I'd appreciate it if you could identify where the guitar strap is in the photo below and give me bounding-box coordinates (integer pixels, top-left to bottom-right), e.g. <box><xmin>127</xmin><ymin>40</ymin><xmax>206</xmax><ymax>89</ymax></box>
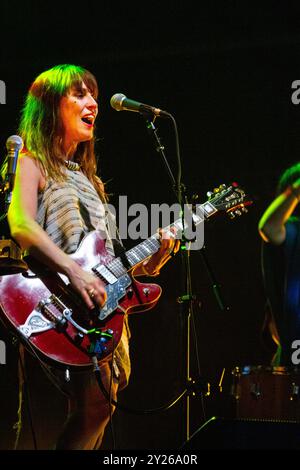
<box><xmin>104</xmin><ymin>206</ymin><xmax>131</xmax><ymax>270</ymax></box>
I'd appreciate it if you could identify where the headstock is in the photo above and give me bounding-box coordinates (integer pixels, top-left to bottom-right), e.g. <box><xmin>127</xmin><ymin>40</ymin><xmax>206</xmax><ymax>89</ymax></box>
<box><xmin>206</xmin><ymin>182</ymin><xmax>252</xmax><ymax>218</ymax></box>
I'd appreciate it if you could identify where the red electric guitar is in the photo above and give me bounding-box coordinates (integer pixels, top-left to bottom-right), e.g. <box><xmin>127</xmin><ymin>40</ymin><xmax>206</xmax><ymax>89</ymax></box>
<box><xmin>0</xmin><ymin>183</ymin><xmax>251</xmax><ymax>369</ymax></box>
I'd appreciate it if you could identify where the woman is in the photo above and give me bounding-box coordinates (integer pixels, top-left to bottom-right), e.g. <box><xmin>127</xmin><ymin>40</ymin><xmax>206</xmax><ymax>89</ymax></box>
<box><xmin>259</xmin><ymin>162</ymin><xmax>300</xmax><ymax>366</ymax></box>
<box><xmin>7</xmin><ymin>64</ymin><xmax>177</xmax><ymax>449</ymax></box>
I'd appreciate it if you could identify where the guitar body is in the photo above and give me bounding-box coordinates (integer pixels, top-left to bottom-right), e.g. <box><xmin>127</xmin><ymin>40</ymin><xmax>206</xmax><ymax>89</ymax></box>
<box><xmin>0</xmin><ymin>232</ymin><xmax>161</xmax><ymax>369</ymax></box>
<box><xmin>0</xmin><ymin>183</ymin><xmax>251</xmax><ymax>370</ymax></box>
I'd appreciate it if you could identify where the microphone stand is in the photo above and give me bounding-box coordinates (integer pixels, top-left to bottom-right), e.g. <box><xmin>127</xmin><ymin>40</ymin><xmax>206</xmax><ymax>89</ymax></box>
<box><xmin>142</xmin><ymin>113</ymin><xmax>210</xmax><ymax>444</ymax></box>
<box><xmin>0</xmin><ymin>176</ymin><xmax>28</xmax><ymax>275</ymax></box>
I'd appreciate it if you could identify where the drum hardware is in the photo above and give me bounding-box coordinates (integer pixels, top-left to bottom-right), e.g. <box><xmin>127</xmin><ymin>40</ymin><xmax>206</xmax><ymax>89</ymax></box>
<box><xmin>231</xmin><ymin>365</ymin><xmax>300</xmax><ymax>421</ymax></box>
<box><xmin>290</xmin><ymin>383</ymin><xmax>300</xmax><ymax>401</ymax></box>
<box><xmin>250</xmin><ymin>383</ymin><xmax>261</xmax><ymax>399</ymax></box>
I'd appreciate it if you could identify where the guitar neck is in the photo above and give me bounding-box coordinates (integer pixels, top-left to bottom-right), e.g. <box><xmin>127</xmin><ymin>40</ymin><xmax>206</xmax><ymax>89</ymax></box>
<box><xmin>105</xmin><ymin>200</ymin><xmax>218</xmax><ymax>278</ymax></box>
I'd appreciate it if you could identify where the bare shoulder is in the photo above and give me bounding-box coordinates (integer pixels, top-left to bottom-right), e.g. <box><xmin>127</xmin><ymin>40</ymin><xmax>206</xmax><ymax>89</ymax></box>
<box><xmin>18</xmin><ymin>153</ymin><xmax>46</xmax><ymax>190</ymax></box>
<box><xmin>19</xmin><ymin>153</ymin><xmax>41</xmax><ymax>170</ymax></box>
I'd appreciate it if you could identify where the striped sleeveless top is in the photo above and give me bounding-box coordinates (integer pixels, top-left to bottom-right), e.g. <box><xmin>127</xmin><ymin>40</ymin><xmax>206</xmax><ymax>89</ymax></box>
<box><xmin>36</xmin><ymin>166</ymin><xmax>115</xmax><ymax>255</ymax></box>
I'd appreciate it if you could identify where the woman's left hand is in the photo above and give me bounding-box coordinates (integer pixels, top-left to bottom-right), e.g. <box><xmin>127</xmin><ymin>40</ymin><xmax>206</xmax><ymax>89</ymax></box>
<box><xmin>141</xmin><ymin>227</ymin><xmax>180</xmax><ymax>276</ymax></box>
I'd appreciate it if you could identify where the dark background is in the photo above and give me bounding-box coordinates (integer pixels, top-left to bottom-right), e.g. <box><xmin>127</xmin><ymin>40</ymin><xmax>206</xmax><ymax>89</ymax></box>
<box><xmin>0</xmin><ymin>1</ymin><xmax>300</xmax><ymax>450</ymax></box>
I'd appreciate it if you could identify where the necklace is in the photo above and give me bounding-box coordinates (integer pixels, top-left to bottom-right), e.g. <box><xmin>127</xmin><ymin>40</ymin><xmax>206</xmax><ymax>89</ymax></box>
<box><xmin>64</xmin><ymin>160</ymin><xmax>81</xmax><ymax>171</ymax></box>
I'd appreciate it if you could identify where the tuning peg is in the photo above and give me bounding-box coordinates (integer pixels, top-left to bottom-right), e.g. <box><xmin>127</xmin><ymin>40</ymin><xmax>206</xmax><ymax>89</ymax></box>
<box><xmin>213</xmin><ymin>187</ymin><xmax>220</xmax><ymax>194</ymax></box>
<box><xmin>234</xmin><ymin>209</ymin><xmax>242</xmax><ymax>216</ymax></box>
<box><xmin>206</xmin><ymin>191</ymin><xmax>214</xmax><ymax>198</ymax></box>
<box><xmin>219</xmin><ymin>184</ymin><xmax>227</xmax><ymax>191</ymax></box>
<box><xmin>229</xmin><ymin>212</ymin><xmax>236</xmax><ymax>219</ymax></box>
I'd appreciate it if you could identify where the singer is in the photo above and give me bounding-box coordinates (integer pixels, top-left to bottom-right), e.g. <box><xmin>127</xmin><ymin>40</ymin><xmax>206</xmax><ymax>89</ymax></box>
<box><xmin>5</xmin><ymin>64</ymin><xmax>178</xmax><ymax>450</ymax></box>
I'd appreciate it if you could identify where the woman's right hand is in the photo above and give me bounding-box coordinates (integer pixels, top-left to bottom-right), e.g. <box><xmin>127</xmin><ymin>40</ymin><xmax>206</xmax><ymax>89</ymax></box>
<box><xmin>67</xmin><ymin>262</ymin><xmax>107</xmax><ymax>310</ymax></box>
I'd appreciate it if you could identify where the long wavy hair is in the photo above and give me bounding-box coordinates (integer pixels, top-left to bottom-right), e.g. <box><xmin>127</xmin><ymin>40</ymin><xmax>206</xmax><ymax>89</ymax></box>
<box><xmin>18</xmin><ymin>64</ymin><xmax>106</xmax><ymax>200</ymax></box>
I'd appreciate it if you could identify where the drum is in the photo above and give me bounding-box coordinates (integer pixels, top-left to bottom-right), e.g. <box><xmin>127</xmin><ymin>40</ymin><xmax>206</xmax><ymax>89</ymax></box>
<box><xmin>231</xmin><ymin>365</ymin><xmax>300</xmax><ymax>421</ymax></box>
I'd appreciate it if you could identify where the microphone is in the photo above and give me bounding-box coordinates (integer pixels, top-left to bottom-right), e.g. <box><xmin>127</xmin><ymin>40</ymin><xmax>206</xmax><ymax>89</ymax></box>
<box><xmin>5</xmin><ymin>135</ymin><xmax>23</xmax><ymax>208</ymax></box>
<box><xmin>110</xmin><ymin>93</ymin><xmax>171</xmax><ymax>118</ymax></box>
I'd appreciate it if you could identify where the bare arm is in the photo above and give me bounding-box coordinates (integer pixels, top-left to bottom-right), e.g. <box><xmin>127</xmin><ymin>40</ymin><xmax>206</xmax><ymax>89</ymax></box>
<box><xmin>258</xmin><ymin>179</ymin><xmax>300</xmax><ymax>245</ymax></box>
<box><xmin>8</xmin><ymin>156</ymin><xmax>106</xmax><ymax>309</ymax></box>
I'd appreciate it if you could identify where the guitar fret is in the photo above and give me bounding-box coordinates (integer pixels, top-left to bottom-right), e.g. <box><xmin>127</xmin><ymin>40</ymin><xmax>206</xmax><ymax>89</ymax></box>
<box><xmin>96</xmin><ymin>265</ymin><xmax>118</xmax><ymax>284</ymax></box>
<box><xmin>107</xmin><ymin>237</ymin><xmax>160</xmax><ymax>274</ymax></box>
<box><xmin>125</xmin><ymin>253</ymin><xmax>137</xmax><ymax>267</ymax></box>
<box><xmin>141</xmin><ymin>244</ymin><xmax>154</xmax><ymax>255</ymax></box>
<box><xmin>107</xmin><ymin>258</ymin><xmax>127</xmax><ymax>278</ymax></box>
<box><xmin>142</xmin><ymin>244</ymin><xmax>153</xmax><ymax>256</ymax></box>
<box><xmin>134</xmin><ymin>245</ymin><xmax>149</xmax><ymax>260</ymax></box>
<box><xmin>127</xmin><ymin>251</ymin><xmax>141</xmax><ymax>264</ymax></box>
<box><xmin>145</xmin><ymin>237</ymin><xmax>160</xmax><ymax>250</ymax></box>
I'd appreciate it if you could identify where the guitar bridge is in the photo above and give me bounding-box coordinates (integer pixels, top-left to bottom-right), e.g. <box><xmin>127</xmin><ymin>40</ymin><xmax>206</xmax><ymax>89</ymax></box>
<box><xmin>19</xmin><ymin>310</ymin><xmax>55</xmax><ymax>338</ymax></box>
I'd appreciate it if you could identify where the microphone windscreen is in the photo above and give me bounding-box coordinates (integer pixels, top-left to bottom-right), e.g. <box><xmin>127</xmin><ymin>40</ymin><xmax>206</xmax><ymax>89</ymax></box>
<box><xmin>6</xmin><ymin>135</ymin><xmax>23</xmax><ymax>152</ymax></box>
<box><xmin>110</xmin><ymin>93</ymin><xmax>126</xmax><ymax>111</ymax></box>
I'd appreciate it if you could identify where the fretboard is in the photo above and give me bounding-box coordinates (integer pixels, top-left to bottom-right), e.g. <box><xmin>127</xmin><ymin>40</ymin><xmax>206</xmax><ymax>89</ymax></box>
<box><xmin>103</xmin><ymin>200</ymin><xmax>217</xmax><ymax>279</ymax></box>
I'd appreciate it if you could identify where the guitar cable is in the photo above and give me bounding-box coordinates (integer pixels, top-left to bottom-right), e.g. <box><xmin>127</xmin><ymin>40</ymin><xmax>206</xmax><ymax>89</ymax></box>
<box><xmin>17</xmin><ymin>328</ymin><xmax>189</xmax><ymax>448</ymax></box>
<box><xmin>108</xmin><ymin>339</ymin><xmax>116</xmax><ymax>450</ymax></box>
<box><xmin>92</xmin><ymin>352</ymin><xmax>188</xmax><ymax>416</ymax></box>
<box><xmin>14</xmin><ymin>340</ymin><xmax>38</xmax><ymax>450</ymax></box>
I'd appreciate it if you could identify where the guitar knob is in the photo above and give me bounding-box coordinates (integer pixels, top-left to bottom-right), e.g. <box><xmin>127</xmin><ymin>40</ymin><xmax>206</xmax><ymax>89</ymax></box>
<box><xmin>143</xmin><ymin>287</ymin><xmax>150</xmax><ymax>297</ymax></box>
<box><xmin>127</xmin><ymin>288</ymin><xmax>134</xmax><ymax>299</ymax></box>
<box><xmin>75</xmin><ymin>332</ymin><xmax>84</xmax><ymax>344</ymax></box>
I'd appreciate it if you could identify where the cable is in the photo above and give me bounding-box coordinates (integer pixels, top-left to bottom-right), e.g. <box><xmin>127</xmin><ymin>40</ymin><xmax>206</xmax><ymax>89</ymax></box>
<box><xmin>14</xmin><ymin>342</ymin><xmax>38</xmax><ymax>450</ymax></box>
<box><xmin>108</xmin><ymin>340</ymin><xmax>116</xmax><ymax>449</ymax></box>
<box><xmin>92</xmin><ymin>354</ymin><xmax>188</xmax><ymax>415</ymax></box>
<box><xmin>179</xmin><ymin>415</ymin><xmax>218</xmax><ymax>449</ymax></box>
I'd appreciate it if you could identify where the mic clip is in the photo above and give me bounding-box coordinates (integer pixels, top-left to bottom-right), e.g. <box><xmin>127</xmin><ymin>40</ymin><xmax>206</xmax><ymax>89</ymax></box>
<box><xmin>176</xmin><ymin>294</ymin><xmax>200</xmax><ymax>304</ymax></box>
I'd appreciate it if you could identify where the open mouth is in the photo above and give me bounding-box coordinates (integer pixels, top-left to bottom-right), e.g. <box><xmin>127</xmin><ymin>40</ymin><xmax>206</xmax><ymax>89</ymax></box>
<box><xmin>81</xmin><ymin>116</ymin><xmax>94</xmax><ymax>126</ymax></box>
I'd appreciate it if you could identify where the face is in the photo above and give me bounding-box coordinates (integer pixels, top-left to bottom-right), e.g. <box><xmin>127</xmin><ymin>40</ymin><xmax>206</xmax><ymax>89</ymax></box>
<box><xmin>59</xmin><ymin>81</ymin><xmax>98</xmax><ymax>155</ymax></box>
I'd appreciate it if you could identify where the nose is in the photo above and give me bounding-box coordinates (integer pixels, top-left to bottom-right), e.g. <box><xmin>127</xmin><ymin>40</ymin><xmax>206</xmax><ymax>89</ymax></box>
<box><xmin>87</xmin><ymin>94</ymin><xmax>98</xmax><ymax>111</ymax></box>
